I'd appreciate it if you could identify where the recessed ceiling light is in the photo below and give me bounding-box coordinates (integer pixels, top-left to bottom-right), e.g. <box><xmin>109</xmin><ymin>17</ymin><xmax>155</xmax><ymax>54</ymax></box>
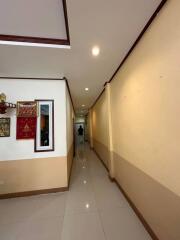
<box><xmin>82</xmin><ymin>104</ymin><xmax>85</xmax><ymax>107</ymax></box>
<box><xmin>92</xmin><ymin>46</ymin><xmax>100</xmax><ymax>56</ymax></box>
<box><xmin>85</xmin><ymin>88</ymin><xmax>89</xmax><ymax>91</ymax></box>
<box><xmin>86</xmin><ymin>203</ymin><xmax>90</xmax><ymax>209</ymax></box>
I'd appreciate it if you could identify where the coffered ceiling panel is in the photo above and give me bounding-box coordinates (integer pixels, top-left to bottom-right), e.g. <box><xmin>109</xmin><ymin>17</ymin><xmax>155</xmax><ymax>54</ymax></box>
<box><xmin>0</xmin><ymin>0</ymin><xmax>69</xmax><ymax>45</ymax></box>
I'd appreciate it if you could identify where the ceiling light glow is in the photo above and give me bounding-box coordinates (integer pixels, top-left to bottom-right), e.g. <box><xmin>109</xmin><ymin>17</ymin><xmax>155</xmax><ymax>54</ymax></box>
<box><xmin>86</xmin><ymin>204</ymin><xmax>90</xmax><ymax>209</ymax></box>
<box><xmin>92</xmin><ymin>46</ymin><xmax>100</xmax><ymax>56</ymax></box>
<box><xmin>85</xmin><ymin>88</ymin><xmax>89</xmax><ymax>91</ymax></box>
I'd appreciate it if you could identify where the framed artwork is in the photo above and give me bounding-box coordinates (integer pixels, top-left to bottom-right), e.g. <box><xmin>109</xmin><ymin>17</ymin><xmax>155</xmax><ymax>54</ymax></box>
<box><xmin>0</xmin><ymin>118</ymin><xmax>10</xmax><ymax>137</ymax></box>
<box><xmin>16</xmin><ymin>117</ymin><xmax>36</xmax><ymax>139</ymax></box>
<box><xmin>35</xmin><ymin>100</ymin><xmax>54</xmax><ymax>152</ymax></box>
<box><xmin>17</xmin><ymin>101</ymin><xmax>38</xmax><ymax>117</ymax></box>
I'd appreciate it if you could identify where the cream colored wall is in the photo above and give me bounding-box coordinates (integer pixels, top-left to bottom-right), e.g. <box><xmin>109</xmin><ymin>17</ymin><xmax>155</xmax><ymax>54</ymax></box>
<box><xmin>91</xmin><ymin>91</ymin><xmax>110</xmax><ymax>167</ymax></box>
<box><xmin>66</xmin><ymin>88</ymin><xmax>74</xmax><ymax>178</ymax></box>
<box><xmin>110</xmin><ymin>0</ymin><xmax>180</xmax><ymax>197</ymax></box>
<box><xmin>85</xmin><ymin>115</ymin><xmax>90</xmax><ymax>142</ymax></box>
<box><xmin>90</xmin><ymin>1</ymin><xmax>180</xmax><ymax>239</ymax></box>
<box><xmin>0</xmin><ymin>79</ymin><xmax>70</xmax><ymax>195</ymax></box>
<box><xmin>92</xmin><ymin>91</ymin><xmax>109</xmax><ymax>148</ymax></box>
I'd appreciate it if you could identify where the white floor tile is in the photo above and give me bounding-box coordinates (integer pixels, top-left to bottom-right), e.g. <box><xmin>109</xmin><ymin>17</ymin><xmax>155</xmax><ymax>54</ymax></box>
<box><xmin>92</xmin><ymin>177</ymin><xmax>129</xmax><ymax>210</ymax></box>
<box><xmin>61</xmin><ymin>212</ymin><xmax>106</xmax><ymax>240</ymax></box>
<box><xmin>0</xmin><ymin>222</ymin><xmax>20</xmax><ymax>240</ymax></box>
<box><xmin>17</xmin><ymin>216</ymin><xmax>63</xmax><ymax>240</ymax></box>
<box><xmin>100</xmin><ymin>206</ymin><xmax>152</xmax><ymax>240</ymax></box>
<box><xmin>0</xmin><ymin>192</ymin><xmax>67</xmax><ymax>224</ymax></box>
<box><xmin>65</xmin><ymin>189</ymin><xmax>97</xmax><ymax>215</ymax></box>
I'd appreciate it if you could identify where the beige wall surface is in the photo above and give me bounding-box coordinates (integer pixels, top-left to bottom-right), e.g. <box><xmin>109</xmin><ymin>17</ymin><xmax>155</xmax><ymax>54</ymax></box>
<box><xmin>110</xmin><ymin>0</ymin><xmax>180</xmax><ymax>197</ymax></box>
<box><xmin>66</xmin><ymin>88</ymin><xmax>74</xmax><ymax>181</ymax></box>
<box><xmin>0</xmin><ymin>79</ymin><xmax>73</xmax><ymax>195</ymax></box>
<box><xmin>90</xmin><ymin>0</ymin><xmax>180</xmax><ymax>239</ymax></box>
<box><xmin>91</xmin><ymin>91</ymin><xmax>110</xmax><ymax>168</ymax></box>
<box><xmin>67</xmin><ymin>143</ymin><xmax>74</xmax><ymax>180</ymax></box>
<box><xmin>0</xmin><ymin>156</ymin><xmax>67</xmax><ymax>195</ymax></box>
<box><xmin>93</xmin><ymin>139</ymin><xmax>109</xmax><ymax>168</ymax></box>
<box><xmin>92</xmin><ymin>91</ymin><xmax>109</xmax><ymax>147</ymax></box>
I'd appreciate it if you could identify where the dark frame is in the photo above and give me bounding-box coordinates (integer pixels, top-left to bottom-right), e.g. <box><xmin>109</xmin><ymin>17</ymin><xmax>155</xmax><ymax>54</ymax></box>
<box><xmin>34</xmin><ymin>100</ymin><xmax>54</xmax><ymax>152</ymax></box>
<box><xmin>0</xmin><ymin>118</ymin><xmax>10</xmax><ymax>137</ymax></box>
<box><xmin>0</xmin><ymin>0</ymin><xmax>70</xmax><ymax>46</ymax></box>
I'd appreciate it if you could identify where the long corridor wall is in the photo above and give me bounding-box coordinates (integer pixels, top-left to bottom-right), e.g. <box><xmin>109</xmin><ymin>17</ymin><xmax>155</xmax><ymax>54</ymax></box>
<box><xmin>91</xmin><ymin>91</ymin><xmax>109</xmax><ymax>169</ymax></box>
<box><xmin>90</xmin><ymin>0</ymin><xmax>180</xmax><ymax>239</ymax></box>
<box><xmin>0</xmin><ymin>79</ymin><xmax>74</xmax><ymax>197</ymax></box>
<box><xmin>66</xmin><ymin>87</ymin><xmax>74</xmax><ymax>181</ymax></box>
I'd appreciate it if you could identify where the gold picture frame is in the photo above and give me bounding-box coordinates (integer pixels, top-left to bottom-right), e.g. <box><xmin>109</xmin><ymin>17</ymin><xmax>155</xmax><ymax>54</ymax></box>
<box><xmin>0</xmin><ymin>118</ymin><xmax>10</xmax><ymax>137</ymax></box>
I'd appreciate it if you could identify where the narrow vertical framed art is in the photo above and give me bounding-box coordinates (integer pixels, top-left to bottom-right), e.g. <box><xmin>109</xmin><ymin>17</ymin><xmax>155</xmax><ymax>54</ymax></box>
<box><xmin>35</xmin><ymin>100</ymin><xmax>54</xmax><ymax>152</ymax></box>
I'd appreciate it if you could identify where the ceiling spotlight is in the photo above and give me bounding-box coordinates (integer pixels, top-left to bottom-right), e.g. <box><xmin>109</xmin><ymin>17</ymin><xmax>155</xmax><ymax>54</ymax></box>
<box><xmin>82</xmin><ymin>104</ymin><xmax>85</xmax><ymax>107</ymax></box>
<box><xmin>86</xmin><ymin>203</ymin><xmax>90</xmax><ymax>209</ymax></box>
<box><xmin>92</xmin><ymin>46</ymin><xmax>100</xmax><ymax>56</ymax></box>
<box><xmin>85</xmin><ymin>88</ymin><xmax>89</xmax><ymax>91</ymax></box>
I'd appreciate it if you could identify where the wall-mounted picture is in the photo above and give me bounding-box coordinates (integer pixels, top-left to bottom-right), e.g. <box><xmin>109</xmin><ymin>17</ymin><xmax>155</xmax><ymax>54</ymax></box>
<box><xmin>16</xmin><ymin>117</ymin><xmax>36</xmax><ymax>140</ymax></box>
<box><xmin>35</xmin><ymin>100</ymin><xmax>54</xmax><ymax>152</ymax></box>
<box><xmin>17</xmin><ymin>101</ymin><xmax>38</xmax><ymax>117</ymax></box>
<box><xmin>0</xmin><ymin>118</ymin><xmax>10</xmax><ymax>137</ymax></box>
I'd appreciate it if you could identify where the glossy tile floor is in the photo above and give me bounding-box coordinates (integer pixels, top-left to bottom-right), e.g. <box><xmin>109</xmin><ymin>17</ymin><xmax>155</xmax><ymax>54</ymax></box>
<box><xmin>0</xmin><ymin>144</ymin><xmax>152</xmax><ymax>240</ymax></box>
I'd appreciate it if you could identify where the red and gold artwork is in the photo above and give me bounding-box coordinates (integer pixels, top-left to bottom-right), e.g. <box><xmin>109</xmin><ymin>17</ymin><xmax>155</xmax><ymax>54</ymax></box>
<box><xmin>16</xmin><ymin>117</ymin><xmax>36</xmax><ymax>139</ymax></box>
<box><xmin>17</xmin><ymin>101</ymin><xmax>38</xmax><ymax>118</ymax></box>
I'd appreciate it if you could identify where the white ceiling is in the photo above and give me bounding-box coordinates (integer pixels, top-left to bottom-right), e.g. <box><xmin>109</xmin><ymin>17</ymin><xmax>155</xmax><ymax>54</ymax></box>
<box><xmin>0</xmin><ymin>0</ymin><xmax>162</xmax><ymax>113</ymax></box>
<box><xmin>0</xmin><ymin>0</ymin><xmax>67</xmax><ymax>39</ymax></box>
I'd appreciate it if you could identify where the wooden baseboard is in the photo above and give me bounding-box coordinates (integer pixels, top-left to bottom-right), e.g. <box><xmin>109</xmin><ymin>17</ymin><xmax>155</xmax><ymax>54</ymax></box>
<box><xmin>0</xmin><ymin>187</ymin><xmax>68</xmax><ymax>200</ymax></box>
<box><xmin>113</xmin><ymin>178</ymin><xmax>159</xmax><ymax>240</ymax></box>
<box><xmin>93</xmin><ymin>147</ymin><xmax>159</xmax><ymax>240</ymax></box>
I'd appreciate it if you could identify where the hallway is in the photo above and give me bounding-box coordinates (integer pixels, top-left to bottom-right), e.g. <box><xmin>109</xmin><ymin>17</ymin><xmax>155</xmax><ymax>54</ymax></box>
<box><xmin>0</xmin><ymin>144</ymin><xmax>151</xmax><ymax>240</ymax></box>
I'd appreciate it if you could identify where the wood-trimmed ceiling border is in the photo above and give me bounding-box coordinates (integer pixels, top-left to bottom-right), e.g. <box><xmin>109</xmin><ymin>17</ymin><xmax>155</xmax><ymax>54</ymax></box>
<box><xmin>0</xmin><ymin>0</ymin><xmax>70</xmax><ymax>46</ymax></box>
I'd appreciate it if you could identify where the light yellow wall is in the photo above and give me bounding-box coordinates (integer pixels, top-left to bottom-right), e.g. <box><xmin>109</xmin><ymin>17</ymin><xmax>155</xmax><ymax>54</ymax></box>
<box><xmin>111</xmin><ymin>0</ymin><xmax>180</xmax><ymax>197</ymax></box>
<box><xmin>92</xmin><ymin>91</ymin><xmax>109</xmax><ymax>147</ymax></box>
<box><xmin>66</xmin><ymin>88</ymin><xmax>74</xmax><ymax>179</ymax></box>
<box><xmin>86</xmin><ymin>114</ymin><xmax>90</xmax><ymax>142</ymax></box>
<box><xmin>91</xmin><ymin>91</ymin><xmax>110</xmax><ymax>167</ymax></box>
<box><xmin>90</xmin><ymin>1</ymin><xmax>180</xmax><ymax>239</ymax></box>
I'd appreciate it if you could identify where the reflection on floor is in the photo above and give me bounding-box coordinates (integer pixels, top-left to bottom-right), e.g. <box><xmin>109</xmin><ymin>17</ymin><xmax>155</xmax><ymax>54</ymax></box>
<box><xmin>0</xmin><ymin>144</ymin><xmax>152</xmax><ymax>240</ymax></box>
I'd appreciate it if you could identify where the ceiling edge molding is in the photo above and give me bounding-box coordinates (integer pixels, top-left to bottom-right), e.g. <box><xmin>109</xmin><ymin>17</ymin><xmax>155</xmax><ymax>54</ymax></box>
<box><xmin>0</xmin><ymin>0</ymin><xmax>70</xmax><ymax>46</ymax></box>
<box><xmin>0</xmin><ymin>76</ymin><xmax>64</xmax><ymax>80</ymax></box>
